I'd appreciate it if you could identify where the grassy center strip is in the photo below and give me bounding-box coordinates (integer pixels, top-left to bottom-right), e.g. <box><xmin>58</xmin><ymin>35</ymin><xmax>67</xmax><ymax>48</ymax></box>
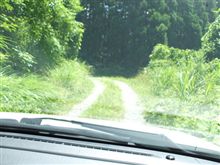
<box><xmin>80</xmin><ymin>79</ymin><xmax>124</xmax><ymax>120</ymax></box>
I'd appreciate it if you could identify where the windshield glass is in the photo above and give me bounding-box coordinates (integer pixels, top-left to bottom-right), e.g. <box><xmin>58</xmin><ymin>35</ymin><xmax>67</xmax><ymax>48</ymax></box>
<box><xmin>0</xmin><ymin>0</ymin><xmax>220</xmax><ymax>152</ymax></box>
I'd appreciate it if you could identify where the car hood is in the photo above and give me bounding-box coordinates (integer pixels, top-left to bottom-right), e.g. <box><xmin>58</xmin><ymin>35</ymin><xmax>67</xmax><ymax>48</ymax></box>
<box><xmin>0</xmin><ymin>112</ymin><xmax>220</xmax><ymax>153</ymax></box>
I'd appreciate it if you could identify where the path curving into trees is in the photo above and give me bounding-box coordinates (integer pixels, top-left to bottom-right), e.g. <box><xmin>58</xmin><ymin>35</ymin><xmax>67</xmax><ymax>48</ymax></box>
<box><xmin>68</xmin><ymin>79</ymin><xmax>105</xmax><ymax>117</ymax></box>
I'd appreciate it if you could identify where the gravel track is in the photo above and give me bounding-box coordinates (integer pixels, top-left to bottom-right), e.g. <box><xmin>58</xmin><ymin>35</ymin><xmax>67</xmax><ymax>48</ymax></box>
<box><xmin>114</xmin><ymin>80</ymin><xmax>145</xmax><ymax>124</ymax></box>
<box><xmin>68</xmin><ymin>79</ymin><xmax>105</xmax><ymax>117</ymax></box>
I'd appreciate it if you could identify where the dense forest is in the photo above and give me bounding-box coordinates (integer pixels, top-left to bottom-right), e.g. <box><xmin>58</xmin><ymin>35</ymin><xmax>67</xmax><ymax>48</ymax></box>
<box><xmin>78</xmin><ymin>0</ymin><xmax>219</xmax><ymax>70</ymax></box>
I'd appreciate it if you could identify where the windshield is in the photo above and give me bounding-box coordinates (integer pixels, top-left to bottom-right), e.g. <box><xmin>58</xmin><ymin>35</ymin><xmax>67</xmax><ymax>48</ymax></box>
<box><xmin>0</xmin><ymin>0</ymin><xmax>220</xmax><ymax>154</ymax></box>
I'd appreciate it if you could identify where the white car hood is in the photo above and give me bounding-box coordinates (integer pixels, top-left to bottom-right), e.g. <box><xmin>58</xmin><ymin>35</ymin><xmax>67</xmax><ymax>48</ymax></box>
<box><xmin>0</xmin><ymin>112</ymin><xmax>220</xmax><ymax>153</ymax></box>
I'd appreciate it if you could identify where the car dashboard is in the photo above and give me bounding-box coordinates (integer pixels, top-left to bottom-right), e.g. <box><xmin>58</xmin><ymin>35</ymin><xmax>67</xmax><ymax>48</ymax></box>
<box><xmin>0</xmin><ymin>131</ymin><xmax>219</xmax><ymax>165</ymax></box>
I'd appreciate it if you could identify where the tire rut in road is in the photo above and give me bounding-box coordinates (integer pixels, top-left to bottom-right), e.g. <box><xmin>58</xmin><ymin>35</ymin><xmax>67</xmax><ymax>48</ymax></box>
<box><xmin>68</xmin><ymin>79</ymin><xmax>105</xmax><ymax>117</ymax></box>
<box><xmin>113</xmin><ymin>80</ymin><xmax>145</xmax><ymax>125</ymax></box>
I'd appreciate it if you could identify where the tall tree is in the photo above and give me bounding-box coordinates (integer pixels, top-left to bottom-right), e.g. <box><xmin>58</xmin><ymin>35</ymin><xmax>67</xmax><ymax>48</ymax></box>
<box><xmin>202</xmin><ymin>14</ymin><xmax>220</xmax><ymax>60</ymax></box>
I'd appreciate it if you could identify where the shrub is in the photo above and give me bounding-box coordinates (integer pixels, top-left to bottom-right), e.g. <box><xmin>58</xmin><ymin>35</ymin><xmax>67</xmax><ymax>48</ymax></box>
<box><xmin>149</xmin><ymin>44</ymin><xmax>204</xmax><ymax>64</ymax></box>
<box><xmin>48</xmin><ymin>59</ymin><xmax>91</xmax><ymax>89</ymax></box>
<box><xmin>7</xmin><ymin>48</ymin><xmax>36</xmax><ymax>73</ymax></box>
<box><xmin>202</xmin><ymin>15</ymin><xmax>220</xmax><ymax>60</ymax></box>
<box><xmin>0</xmin><ymin>35</ymin><xmax>8</xmax><ymax>50</ymax></box>
<box><xmin>148</xmin><ymin>44</ymin><xmax>219</xmax><ymax>102</ymax></box>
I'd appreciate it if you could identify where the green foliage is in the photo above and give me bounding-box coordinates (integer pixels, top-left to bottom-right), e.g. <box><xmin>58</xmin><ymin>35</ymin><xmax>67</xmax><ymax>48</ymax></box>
<box><xmin>0</xmin><ymin>52</ymin><xmax>8</xmax><ymax>63</ymax></box>
<box><xmin>135</xmin><ymin>14</ymin><xmax>220</xmax><ymax>141</ymax></box>
<box><xmin>0</xmin><ymin>0</ymin><xmax>84</xmax><ymax>72</ymax></box>
<box><xmin>0</xmin><ymin>35</ymin><xmax>8</xmax><ymax>50</ymax></box>
<box><xmin>202</xmin><ymin>15</ymin><xmax>220</xmax><ymax>60</ymax></box>
<box><xmin>48</xmin><ymin>59</ymin><xmax>91</xmax><ymax>90</ymax></box>
<box><xmin>0</xmin><ymin>1</ymin><xmax>91</xmax><ymax>114</ymax></box>
<box><xmin>7</xmin><ymin>49</ymin><xmax>36</xmax><ymax>72</ymax></box>
<box><xmin>0</xmin><ymin>35</ymin><xmax>11</xmax><ymax>73</ymax></box>
<box><xmin>149</xmin><ymin>44</ymin><xmax>204</xmax><ymax>62</ymax></box>
<box><xmin>148</xmin><ymin>44</ymin><xmax>219</xmax><ymax>102</ymax></box>
<box><xmin>124</xmin><ymin>72</ymin><xmax>220</xmax><ymax>143</ymax></box>
<box><xmin>144</xmin><ymin>111</ymin><xmax>220</xmax><ymax>135</ymax></box>
<box><xmin>206</xmin><ymin>58</ymin><xmax>220</xmax><ymax>87</ymax></box>
<box><xmin>0</xmin><ymin>75</ymin><xmax>66</xmax><ymax>114</ymax></box>
<box><xmin>0</xmin><ymin>60</ymin><xmax>93</xmax><ymax>114</ymax></box>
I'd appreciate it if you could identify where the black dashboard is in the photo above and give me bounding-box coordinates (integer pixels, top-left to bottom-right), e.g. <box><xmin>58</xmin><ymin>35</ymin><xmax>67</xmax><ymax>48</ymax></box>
<box><xmin>0</xmin><ymin>132</ymin><xmax>219</xmax><ymax>165</ymax></box>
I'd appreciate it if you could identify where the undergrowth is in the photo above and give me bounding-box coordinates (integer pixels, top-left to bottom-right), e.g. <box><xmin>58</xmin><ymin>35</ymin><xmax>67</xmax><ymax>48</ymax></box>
<box><xmin>0</xmin><ymin>60</ymin><xmax>93</xmax><ymax>114</ymax></box>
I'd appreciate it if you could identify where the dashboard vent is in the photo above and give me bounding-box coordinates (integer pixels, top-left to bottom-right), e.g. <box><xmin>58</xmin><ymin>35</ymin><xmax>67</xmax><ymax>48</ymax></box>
<box><xmin>0</xmin><ymin>134</ymin><xmax>153</xmax><ymax>157</ymax></box>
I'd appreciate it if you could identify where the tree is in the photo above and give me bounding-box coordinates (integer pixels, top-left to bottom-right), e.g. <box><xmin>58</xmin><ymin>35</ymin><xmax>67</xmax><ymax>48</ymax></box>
<box><xmin>0</xmin><ymin>0</ymin><xmax>84</xmax><ymax>71</ymax></box>
<box><xmin>202</xmin><ymin>14</ymin><xmax>220</xmax><ymax>60</ymax></box>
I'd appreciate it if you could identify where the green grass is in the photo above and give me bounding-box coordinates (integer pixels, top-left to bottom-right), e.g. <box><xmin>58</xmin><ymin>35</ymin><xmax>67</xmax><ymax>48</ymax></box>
<box><xmin>81</xmin><ymin>79</ymin><xmax>124</xmax><ymax>120</ymax></box>
<box><xmin>121</xmin><ymin>45</ymin><xmax>220</xmax><ymax>138</ymax></box>
<box><xmin>123</xmin><ymin>72</ymin><xmax>220</xmax><ymax>145</ymax></box>
<box><xmin>0</xmin><ymin>60</ymin><xmax>93</xmax><ymax>115</ymax></box>
<box><xmin>144</xmin><ymin>111</ymin><xmax>219</xmax><ymax>135</ymax></box>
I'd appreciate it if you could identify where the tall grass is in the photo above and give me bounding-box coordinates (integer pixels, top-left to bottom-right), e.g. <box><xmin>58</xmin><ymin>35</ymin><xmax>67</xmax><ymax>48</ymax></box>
<box><xmin>0</xmin><ymin>75</ymin><xmax>65</xmax><ymax>114</ymax></box>
<box><xmin>144</xmin><ymin>111</ymin><xmax>220</xmax><ymax>135</ymax></box>
<box><xmin>0</xmin><ymin>60</ymin><xmax>93</xmax><ymax>114</ymax></box>
<box><xmin>148</xmin><ymin>44</ymin><xmax>219</xmax><ymax>103</ymax></box>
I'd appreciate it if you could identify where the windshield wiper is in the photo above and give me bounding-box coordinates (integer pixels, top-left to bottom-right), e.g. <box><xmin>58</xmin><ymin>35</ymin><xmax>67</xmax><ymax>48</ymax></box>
<box><xmin>0</xmin><ymin>118</ymin><xmax>130</xmax><ymax>144</ymax></box>
<box><xmin>7</xmin><ymin>118</ymin><xmax>187</xmax><ymax>150</ymax></box>
<box><xmin>0</xmin><ymin>117</ymin><xmax>181</xmax><ymax>149</ymax></box>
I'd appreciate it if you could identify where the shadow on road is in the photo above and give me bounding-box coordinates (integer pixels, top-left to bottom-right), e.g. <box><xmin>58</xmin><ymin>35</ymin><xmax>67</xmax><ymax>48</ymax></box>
<box><xmin>91</xmin><ymin>66</ymin><xmax>141</xmax><ymax>78</ymax></box>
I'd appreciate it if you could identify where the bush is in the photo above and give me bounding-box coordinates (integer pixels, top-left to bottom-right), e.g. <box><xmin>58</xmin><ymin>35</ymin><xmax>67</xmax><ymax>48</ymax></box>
<box><xmin>148</xmin><ymin>44</ymin><xmax>219</xmax><ymax>102</ymax></box>
<box><xmin>0</xmin><ymin>53</ymin><xmax>8</xmax><ymax>65</ymax></box>
<box><xmin>149</xmin><ymin>44</ymin><xmax>204</xmax><ymax>64</ymax></box>
<box><xmin>7</xmin><ymin>48</ymin><xmax>36</xmax><ymax>73</ymax></box>
<box><xmin>48</xmin><ymin>59</ymin><xmax>91</xmax><ymax>89</ymax></box>
<box><xmin>208</xmin><ymin>58</ymin><xmax>220</xmax><ymax>85</ymax></box>
<box><xmin>202</xmin><ymin>15</ymin><xmax>220</xmax><ymax>60</ymax></box>
<box><xmin>0</xmin><ymin>35</ymin><xmax>8</xmax><ymax>50</ymax></box>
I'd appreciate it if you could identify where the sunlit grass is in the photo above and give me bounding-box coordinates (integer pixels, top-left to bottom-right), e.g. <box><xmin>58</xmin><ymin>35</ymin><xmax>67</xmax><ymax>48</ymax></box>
<box><xmin>124</xmin><ymin>72</ymin><xmax>220</xmax><ymax>145</ymax></box>
<box><xmin>0</xmin><ymin>60</ymin><xmax>93</xmax><ymax>115</ymax></box>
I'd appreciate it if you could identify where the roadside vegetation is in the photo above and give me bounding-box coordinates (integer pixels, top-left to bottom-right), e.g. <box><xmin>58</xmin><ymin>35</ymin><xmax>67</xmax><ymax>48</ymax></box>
<box><xmin>125</xmin><ymin>15</ymin><xmax>220</xmax><ymax>143</ymax></box>
<box><xmin>0</xmin><ymin>60</ymin><xmax>93</xmax><ymax>114</ymax></box>
<box><xmin>0</xmin><ymin>1</ymin><xmax>93</xmax><ymax>114</ymax></box>
<box><xmin>81</xmin><ymin>79</ymin><xmax>123</xmax><ymax>120</ymax></box>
